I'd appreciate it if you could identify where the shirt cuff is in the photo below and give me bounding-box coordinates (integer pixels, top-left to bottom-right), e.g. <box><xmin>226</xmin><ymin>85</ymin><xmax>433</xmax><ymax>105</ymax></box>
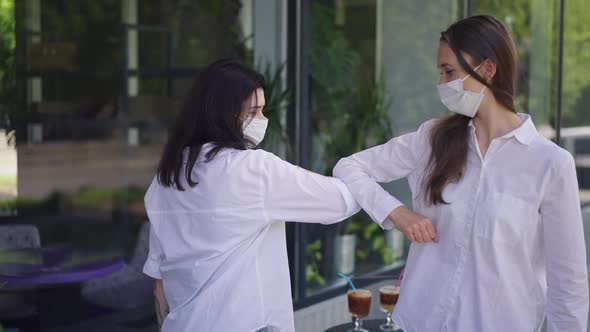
<box><xmin>372</xmin><ymin>195</ymin><xmax>404</xmax><ymax>230</ymax></box>
<box><xmin>143</xmin><ymin>256</ymin><xmax>162</xmax><ymax>279</ymax></box>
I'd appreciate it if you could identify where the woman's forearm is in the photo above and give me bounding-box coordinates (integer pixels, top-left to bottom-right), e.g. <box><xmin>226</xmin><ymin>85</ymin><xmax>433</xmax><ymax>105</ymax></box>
<box><xmin>154</xmin><ymin>278</ymin><xmax>169</xmax><ymax>330</ymax></box>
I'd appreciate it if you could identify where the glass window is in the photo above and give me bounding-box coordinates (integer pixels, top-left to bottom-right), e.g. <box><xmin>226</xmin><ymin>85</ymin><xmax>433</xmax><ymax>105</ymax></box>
<box><xmin>561</xmin><ymin>0</ymin><xmax>590</xmax><ymax>195</ymax></box>
<box><xmin>472</xmin><ymin>0</ymin><xmax>560</xmax><ymax>135</ymax></box>
<box><xmin>0</xmin><ymin>0</ymin><xmax>286</xmax><ymax>330</ymax></box>
<box><xmin>305</xmin><ymin>0</ymin><xmax>462</xmax><ymax>296</ymax></box>
<box><xmin>0</xmin><ymin>0</ymin><xmax>17</xmax><ymax>207</ymax></box>
<box><xmin>561</xmin><ymin>3</ymin><xmax>590</xmax><ymax>328</ymax></box>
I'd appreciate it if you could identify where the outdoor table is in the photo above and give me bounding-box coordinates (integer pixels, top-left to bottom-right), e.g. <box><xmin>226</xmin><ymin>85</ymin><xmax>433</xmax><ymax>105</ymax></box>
<box><xmin>0</xmin><ymin>246</ymin><xmax>123</xmax><ymax>286</ymax></box>
<box><xmin>0</xmin><ymin>246</ymin><xmax>124</xmax><ymax>329</ymax></box>
<box><xmin>324</xmin><ymin>319</ymin><xmax>405</xmax><ymax>332</ymax></box>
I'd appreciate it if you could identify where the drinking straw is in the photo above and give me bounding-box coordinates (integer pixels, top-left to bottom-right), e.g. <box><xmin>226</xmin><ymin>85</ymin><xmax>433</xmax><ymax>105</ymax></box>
<box><xmin>395</xmin><ymin>267</ymin><xmax>405</xmax><ymax>288</ymax></box>
<box><xmin>337</xmin><ymin>272</ymin><xmax>356</xmax><ymax>291</ymax></box>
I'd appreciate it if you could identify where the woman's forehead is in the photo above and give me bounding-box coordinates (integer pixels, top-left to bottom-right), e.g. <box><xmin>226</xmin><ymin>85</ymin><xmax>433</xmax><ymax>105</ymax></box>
<box><xmin>250</xmin><ymin>89</ymin><xmax>265</xmax><ymax>107</ymax></box>
<box><xmin>438</xmin><ymin>42</ymin><xmax>457</xmax><ymax>65</ymax></box>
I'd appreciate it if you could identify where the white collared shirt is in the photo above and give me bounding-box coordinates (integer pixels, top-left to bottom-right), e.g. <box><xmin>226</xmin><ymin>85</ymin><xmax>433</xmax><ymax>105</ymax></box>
<box><xmin>143</xmin><ymin>144</ymin><xmax>359</xmax><ymax>332</ymax></box>
<box><xmin>334</xmin><ymin>114</ymin><xmax>589</xmax><ymax>332</ymax></box>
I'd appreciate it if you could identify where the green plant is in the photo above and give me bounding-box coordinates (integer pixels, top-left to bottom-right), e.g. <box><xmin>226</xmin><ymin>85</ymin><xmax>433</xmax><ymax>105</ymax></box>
<box><xmin>0</xmin><ymin>0</ymin><xmax>16</xmax><ymax>130</ymax></box>
<box><xmin>305</xmin><ymin>239</ymin><xmax>326</xmax><ymax>288</ymax></box>
<box><xmin>310</xmin><ymin>2</ymin><xmax>361</xmax><ymax>137</ymax></box>
<box><xmin>69</xmin><ymin>185</ymin><xmax>145</xmax><ymax>208</ymax></box>
<box><xmin>0</xmin><ymin>192</ymin><xmax>62</xmax><ymax>216</ymax></box>
<box><xmin>352</xmin><ymin>217</ymin><xmax>397</xmax><ymax>266</ymax></box>
<box><xmin>329</xmin><ymin>77</ymin><xmax>393</xmax><ymax>236</ymax></box>
<box><xmin>305</xmin><ymin>2</ymin><xmax>398</xmax><ymax>279</ymax></box>
<box><xmin>309</xmin><ymin>2</ymin><xmax>393</xmax><ymax>237</ymax></box>
<box><xmin>259</xmin><ymin>63</ymin><xmax>292</xmax><ymax>158</ymax></box>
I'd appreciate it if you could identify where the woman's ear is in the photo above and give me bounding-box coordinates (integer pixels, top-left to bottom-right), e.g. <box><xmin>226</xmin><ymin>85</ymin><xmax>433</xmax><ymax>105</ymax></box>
<box><xmin>481</xmin><ymin>59</ymin><xmax>497</xmax><ymax>83</ymax></box>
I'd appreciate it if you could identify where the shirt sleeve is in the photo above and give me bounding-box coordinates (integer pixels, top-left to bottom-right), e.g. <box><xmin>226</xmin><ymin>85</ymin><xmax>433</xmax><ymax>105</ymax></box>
<box><xmin>541</xmin><ymin>154</ymin><xmax>589</xmax><ymax>332</ymax></box>
<box><xmin>261</xmin><ymin>151</ymin><xmax>361</xmax><ymax>224</ymax></box>
<box><xmin>143</xmin><ymin>223</ymin><xmax>165</xmax><ymax>279</ymax></box>
<box><xmin>333</xmin><ymin>120</ymin><xmax>434</xmax><ymax>228</ymax></box>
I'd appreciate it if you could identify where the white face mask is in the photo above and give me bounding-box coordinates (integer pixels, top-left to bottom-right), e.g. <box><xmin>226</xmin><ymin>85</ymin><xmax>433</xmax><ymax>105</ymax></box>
<box><xmin>243</xmin><ymin>117</ymin><xmax>268</xmax><ymax>145</ymax></box>
<box><xmin>437</xmin><ymin>64</ymin><xmax>487</xmax><ymax>118</ymax></box>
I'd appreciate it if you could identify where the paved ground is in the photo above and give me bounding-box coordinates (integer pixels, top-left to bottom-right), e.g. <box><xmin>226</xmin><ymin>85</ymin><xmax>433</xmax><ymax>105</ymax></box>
<box><xmin>0</xmin><ymin>147</ymin><xmax>17</xmax><ymax>199</ymax></box>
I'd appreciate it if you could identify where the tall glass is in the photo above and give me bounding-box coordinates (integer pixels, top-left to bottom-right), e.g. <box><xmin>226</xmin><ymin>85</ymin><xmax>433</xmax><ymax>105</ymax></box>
<box><xmin>347</xmin><ymin>289</ymin><xmax>372</xmax><ymax>332</ymax></box>
<box><xmin>379</xmin><ymin>285</ymin><xmax>401</xmax><ymax>331</ymax></box>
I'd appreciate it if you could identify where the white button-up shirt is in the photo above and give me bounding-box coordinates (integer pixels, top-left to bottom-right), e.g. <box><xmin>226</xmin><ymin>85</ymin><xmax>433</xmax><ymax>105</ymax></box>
<box><xmin>143</xmin><ymin>144</ymin><xmax>359</xmax><ymax>332</ymax></box>
<box><xmin>334</xmin><ymin>114</ymin><xmax>589</xmax><ymax>332</ymax></box>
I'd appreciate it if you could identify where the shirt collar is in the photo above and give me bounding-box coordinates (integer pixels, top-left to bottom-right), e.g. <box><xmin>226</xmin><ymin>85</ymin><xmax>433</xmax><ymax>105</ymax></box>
<box><xmin>468</xmin><ymin>113</ymin><xmax>537</xmax><ymax>145</ymax></box>
<box><xmin>184</xmin><ymin>143</ymin><xmax>234</xmax><ymax>163</ymax></box>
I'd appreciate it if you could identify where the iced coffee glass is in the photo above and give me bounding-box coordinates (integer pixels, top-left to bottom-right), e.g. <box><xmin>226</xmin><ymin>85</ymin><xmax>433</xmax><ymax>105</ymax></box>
<box><xmin>378</xmin><ymin>285</ymin><xmax>401</xmax><ymax>331</ymax></box>
<box><xmin>347</xmin><ymin>289</ymin><xmax>372</xmax><ymax>332</ymax></box>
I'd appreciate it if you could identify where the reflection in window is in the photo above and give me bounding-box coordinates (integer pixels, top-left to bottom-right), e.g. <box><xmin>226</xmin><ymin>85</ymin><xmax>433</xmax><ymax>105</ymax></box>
<box><xmin>561</xmin><ymin>0</ymin><xmax>590</xmax><ymax>201</ymax></box>
<box><xmin>306</xmin><ymin>0</ymin><xmax>461</xmax><ymax>296</ymax></box>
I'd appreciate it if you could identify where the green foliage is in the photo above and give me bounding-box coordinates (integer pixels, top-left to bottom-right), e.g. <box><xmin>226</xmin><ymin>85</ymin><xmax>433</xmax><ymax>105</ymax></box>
<box><xmin>0</xmin><ymin>185</ymin><xmax>144</xmax><ymax>216</ymax></box>
<box><xmin>310</xmin><ymin>2</ymin><xmax>393</xmax><ymax>177</ymax></box>
<box><xmin>474</xmin><ymin>0</ymin><xmax>590</xmax><ymax>126</ymax></box>
<box><xmin>305</xmin><ymin>239</ymin><xmax>326</xmax><ymax>287</ymax></box>
<box><xmin>351</xmin><ymin>215</ymin><xmax>393</xmax><ymax>264</ymax></box>
<box><xmin>69</xmin><ymin>185</ymin><xmax>144</xmax><ymax>208</ymax></box>
<box><xmin>562</xmin><ymin>0</ymin><xmax>590</xmax><ymax>125</ymax></box>
<box><xmin>0</xmin><ymin>0</ymin><xmax>15</xmax><ymax>128</ymax></box>
<box><xmin>310</xmin><ymin>2</ymin><xmax>361</xmax><ymax>98</ymax></box>
<box><xmin>196</xmin><ymin>0</ymin><xmax>225</xmax><ymax>18</ymax></box>
<box><xmin>474</xmin><ymin>0</ymin><xmax>537</xmax><ymax>114</ymax></box>
<box><xmin>259</xmin><ymin>63</ymin><xmax>293</xmax><ymax>158</ymax></box>
<box><xmin>0</xmin><ymin>192</ymin><xmax>63</xmax><ymax>216</ymax></box>
<box><xmin>305</xmin><ymin>2</ymin><xmax>397</xmax><ymax>288</ymax></box>
<box><xmin>322</xmin><ymin>77</ymin><xmax>393</xmax><ymax>174</ymax></box>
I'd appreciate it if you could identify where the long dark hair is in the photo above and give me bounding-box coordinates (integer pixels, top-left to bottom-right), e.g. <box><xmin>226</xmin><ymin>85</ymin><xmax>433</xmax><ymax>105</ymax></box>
<box><xmin>424</xmin><ymin>15</ymin><xmax>517</xmax><ymax>205</ymax></box>
<box><xmin>156</xmin><ymin>58</ymin><xmax>266</xmax><ymax>190</ymax></box>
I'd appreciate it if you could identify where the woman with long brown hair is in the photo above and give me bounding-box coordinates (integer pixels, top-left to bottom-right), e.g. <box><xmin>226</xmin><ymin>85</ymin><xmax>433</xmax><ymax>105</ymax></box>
<box><xmin>334</xmin><ymin>15</ymin><xmax>588</xmax><ymax>331</ymax></box>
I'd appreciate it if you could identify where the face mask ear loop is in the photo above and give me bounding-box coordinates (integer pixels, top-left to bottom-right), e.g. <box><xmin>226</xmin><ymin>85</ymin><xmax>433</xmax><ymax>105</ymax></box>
<box><xmin>461</xmin><ymin>63</ymin><xmax>484</xmax><ymax>82</ymax></box>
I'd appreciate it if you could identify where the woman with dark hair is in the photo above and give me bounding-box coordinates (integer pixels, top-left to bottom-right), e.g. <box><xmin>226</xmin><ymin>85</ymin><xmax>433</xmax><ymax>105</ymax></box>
<box><xmin>143</xmin><ymin>59</ymin><xmax>359</xmax><ymax>332</ymax></box>
<box><xmin>334</xmin><ymin>16</ymin><xmax>588</xmax><ymax>331</ymax></box>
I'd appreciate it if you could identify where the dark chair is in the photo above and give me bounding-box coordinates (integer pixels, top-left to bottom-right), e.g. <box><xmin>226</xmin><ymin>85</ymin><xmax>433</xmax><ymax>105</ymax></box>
<box><xmin>0</xmin><ymin>224</ymin><xmax>41</xmax><ymax>328</ymax></box>
<box><xmin>81</xmin><ymin>222</ymin><xmax>153</xmax><ymax>310</ymax></box>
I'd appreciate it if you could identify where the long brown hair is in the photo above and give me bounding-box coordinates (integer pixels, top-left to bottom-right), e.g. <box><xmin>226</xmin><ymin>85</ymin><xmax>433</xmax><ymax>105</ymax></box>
<box><xmin>424</xmin><ymin>15</ymin><xmax>517</xmax><ymax>205</ymax></box>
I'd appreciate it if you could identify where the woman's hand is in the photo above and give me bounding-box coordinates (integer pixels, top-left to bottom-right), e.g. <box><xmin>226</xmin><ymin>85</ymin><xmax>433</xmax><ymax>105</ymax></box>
<box><xmin>389</xmin><ymin>206</ymin><xmax>438</xmax><ymax>243</ymax></box>
<box><xmin>154</xmin><ymin>278</ymin><xmax>169</xmax><ymax>331</ymax></box>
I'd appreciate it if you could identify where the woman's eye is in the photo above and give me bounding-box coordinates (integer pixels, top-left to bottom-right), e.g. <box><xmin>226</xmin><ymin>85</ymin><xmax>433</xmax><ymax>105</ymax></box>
<box><xmin>445</xmin><ymin>70</ymin><xmax>454</xmax><ymax>75</ymax></box>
